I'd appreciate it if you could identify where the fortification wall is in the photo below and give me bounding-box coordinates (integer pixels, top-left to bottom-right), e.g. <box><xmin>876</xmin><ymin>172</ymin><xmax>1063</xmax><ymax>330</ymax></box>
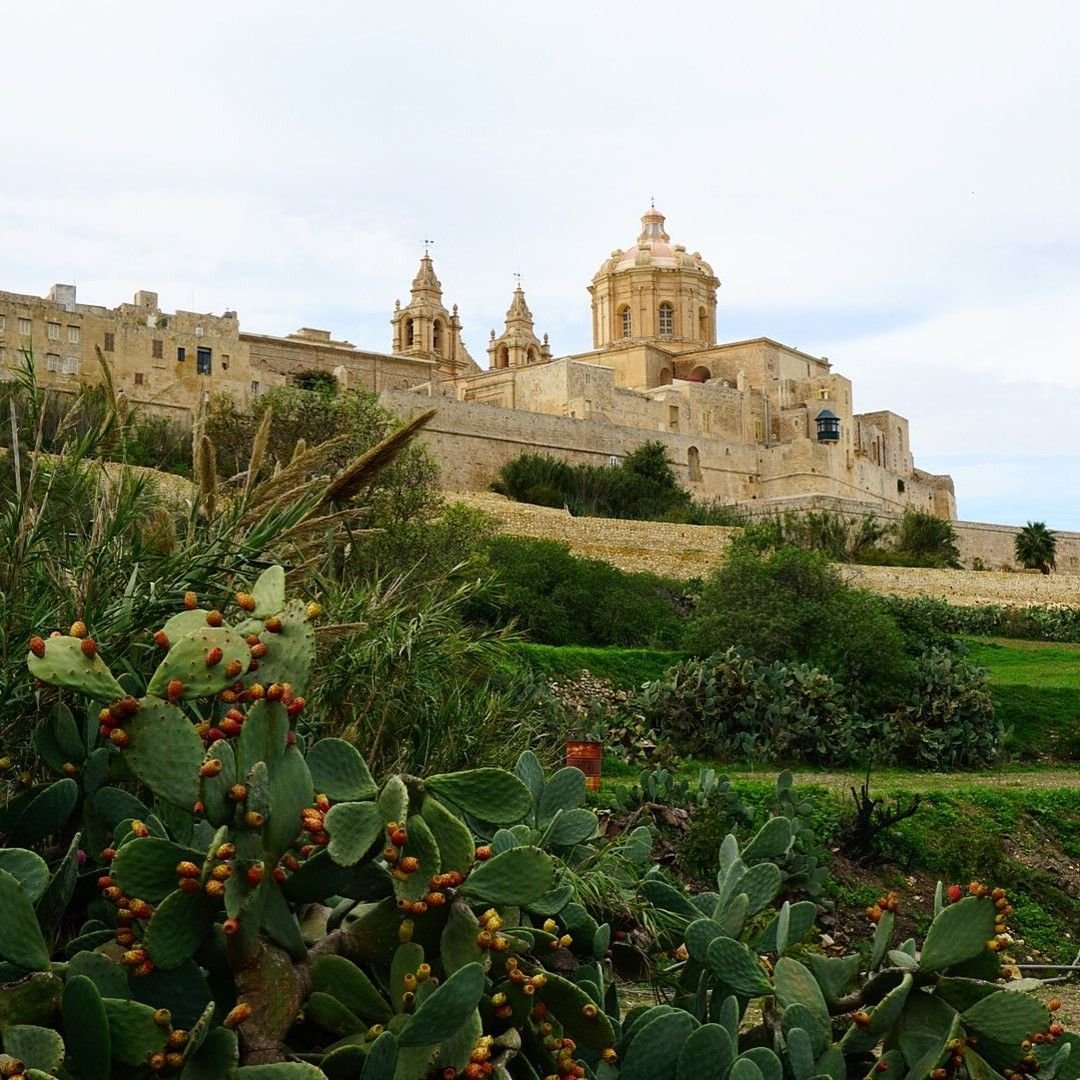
<box><xmin>454</xmin><ymin>492</ymin><xmax>1080</xmax><ymax>604</ymax></box>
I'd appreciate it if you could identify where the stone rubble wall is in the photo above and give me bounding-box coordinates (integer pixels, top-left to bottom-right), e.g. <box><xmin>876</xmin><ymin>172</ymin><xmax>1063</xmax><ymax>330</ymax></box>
<box><xmin>456</xmin><ymin>492</ymin><xmax>1080</xmax><ymax>606</ymax></box>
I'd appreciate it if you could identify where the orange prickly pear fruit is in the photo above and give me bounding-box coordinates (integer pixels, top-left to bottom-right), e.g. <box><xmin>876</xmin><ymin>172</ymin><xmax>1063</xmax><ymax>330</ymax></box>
<box><xmin>70</xmin><ymin>620</ymin><xmax>88</xmax><ymax>638</ymax></box>
<box><xmin>29</xmin><ymin>635</ymin><xmax>46</xmax><ymax>657</ymax></box>
<box><xmin>224</xmin><ymin>1002</ymin><xmax>252</xmax><ymax>1027</ymax></box>
<box><xmin>166</xmin><ymin>678</ymin><xmax>184</xmax><ymax>703</ymax></box>
<box><xmin>80</xmin><ymin>638</ymin><xmax>97</xmax><ymax>658</ymax></box>
<box><xmin>205</xmin><ymin>610</ymin><xmax>223</xmax><ymax>627</ymax></box>
<box><xmin>109</xmin><ymin>729</ymin><xmax>130</xmax><ymax>748</ymax></box>
<box><xmin>200</xmin><ymin>759</ymin><xmax>223</xmax><ymax>778</ymax></box>
<box><xmin>264</xmin><ymin>616</ymin><xmax>283</xmax><ymax>633</ymax></box>
<box><xmin>153</xmin><ymin>630</ymin><xmax>170</xmax><ymax>649</ymax></box>
<box><xmin>183</xmin><ymin>591</ymin><xmax>198</xmax><ymax>610</ymax></box>
<box><xmin>236</xmin><ymin>592</ymin><xmax>256</xmax><ymax>611</ymax></box>
<box><xmin>225</xmin><ymin>658</ymin><xmax>243</xmax><ymax>678</ymax></box>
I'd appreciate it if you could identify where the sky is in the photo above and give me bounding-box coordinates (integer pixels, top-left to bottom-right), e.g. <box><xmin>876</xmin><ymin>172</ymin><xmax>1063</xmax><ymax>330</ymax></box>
<box><xmin>3</xmin><ymin>1</ymin><xmax>1079</xmax><ymax>528</ymax></box>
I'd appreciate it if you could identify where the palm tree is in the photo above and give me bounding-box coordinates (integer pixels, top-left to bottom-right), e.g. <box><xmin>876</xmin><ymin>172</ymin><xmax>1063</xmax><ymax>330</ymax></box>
<box><xmin>1015</xmin><ymin>521</ymin><xmax>1057</xmax><ymax>574</ymax></box>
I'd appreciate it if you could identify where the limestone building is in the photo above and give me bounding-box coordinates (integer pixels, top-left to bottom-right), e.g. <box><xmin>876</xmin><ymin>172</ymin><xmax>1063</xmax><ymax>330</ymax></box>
<box><xmin>0</xmin><ymin>206</ymin><xmax>954</xmax><ymax>518</ymax></box>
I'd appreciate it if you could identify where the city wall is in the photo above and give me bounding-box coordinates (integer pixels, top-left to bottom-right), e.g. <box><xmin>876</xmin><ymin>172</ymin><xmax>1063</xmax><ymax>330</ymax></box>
<box><xmin>453</xmin><ymin>492</ymin><xmax>1080</xmax><ymax>605</ymax></box>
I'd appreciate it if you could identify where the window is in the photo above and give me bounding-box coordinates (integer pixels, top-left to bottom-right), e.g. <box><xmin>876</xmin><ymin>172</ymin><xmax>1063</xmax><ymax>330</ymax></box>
<box><xmin>63</xmin><ymin>356</ymin><xmax>79</xmax><ymax>375</ymax></box>
<box><xmin>702</xmin><ymin>410</ymin><xmax>712</xmax><ymax>433</ymax></box>
<box><xmin>658</xmin><ymin>302</ymin><xmax>674</xmax><ymax>337</ymax></box>
<box><xmin>19</xmin><ymin>318</ymin><xmax>31</xmax><ymax>336</ymax></box>
<box><xmin>104</xmin><ymin>332</ymin><xmax>115</xmax><ymax>352</ymax></box>
<box><xmin>668</xmin><ymin>405</ymin><xmax>679</xmax><ymax>431</ymax></box>
<box><xmin>45</xmin><ymin>353</ymin><xmax>61</xmax><ymax>372</ymax></box>
<box><xmin>196</xmin><ymin>347</ymin><xmax>212</xmax><ymax>375</ymax></box>
<box><xmin>221</xmin><ymin>354</ymin><xmax>229</xmax><ymax>371</ymax></box>
<box><xmin>68</xmin><ymin>325</ymin><xmax>80</xmax><ymax>344</ymax></box>
<box><xmin>134</xmin><ymin>372</ymin><xmax>145</xmax><ymax>386</ymax></box>
<box><xmin>698</xmin><ymin>306</ymin><xmax>708</xmax><ymax>340</ymax></box>
<box><xmin>177</xmin><ymin>346</ymin><xmax>185</xmax><ymax>362</ymax></box>
<box><xmin>195</xmin><ymin>325</ymin><xmax>204</xmax><ymax>337</ymax></box>
<box><xmin>432</xmin><ymin>320</ymin><xmax>443</xmax><ymax>354</ymax></box>
<box><xmin>47</xmin><ymin>322</ymin><xmax>60</xmax><ymax>341</ymax></box>
<box><xmin>405</xmin><ymin>317</ymin><xmax>414</xmax><ymax>347</ymax></box>
<box><xmin>619</xmin><ymin>306</ymin><xmax>632</xmax><ymax>338</ymax></box>
<box><xmin>688</xmin><ymin>446</ymin><xmax>702</xmax><ymax>482</ymax></box>
<box><xmin>152</xmin><ymin>339</ymin><xmax>163</xmax><ymax>359</ymax></box>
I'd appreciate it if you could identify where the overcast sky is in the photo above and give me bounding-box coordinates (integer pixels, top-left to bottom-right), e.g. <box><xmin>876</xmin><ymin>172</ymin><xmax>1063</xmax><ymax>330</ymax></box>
<box><xmin>4</xmin><ymin>1</ymin><xmax>1079</xmax><ymax>528</ymax></box>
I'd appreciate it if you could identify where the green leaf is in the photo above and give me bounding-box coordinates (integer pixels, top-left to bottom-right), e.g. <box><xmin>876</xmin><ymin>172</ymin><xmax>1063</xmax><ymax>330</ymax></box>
<box><xmin>459</xmin><ymin>846</ymin><xmax>554</xmax><ymax>906</ymax></box>
<box><xmin>0</xmin><ymin>868</ymin><xmax>50</xmax><ymax>971</ymax></box>
<box><xmin>306</xmin><ymin>738</ymin><xmax>377</xmax><ymax>802</ymax></box>
<box><xmin>124</xmin><ymin>697</ymin><xmax>204</xmax><ymax>809</ymax></box>
<box><xmin>62</xmin><ymin>975</ymin><xmax>111</xmax><ymax>1080</ymax></box>
<box><xmin>421</xmin><ymin>795</ymin><xmax>475</xmax><ymax>877</ymax></box>
<box><xmin>3</xmin><ymin>1025</ymin><xmax>64</xmax><ymax>1074</ymax></box>
<box><xmin>398</xmin><ymin>964</ymin><xmax>485</xmax><ymax>1047</ymax></box>
<box><xmin>27</xmin><ymin>634</ymin><xmax>124</xmax><ymax>701</ymax></box>
<box><xmin>144</xmin><ymin>888</ymin><xmax>218</xmax><ymax>969</ymax></box>
<box><xmin>426</xmin><ymin>768</ymin><xmax>532</xmax><ymax>825</ymax></box>
<box><xmin>0</xmin><ymin>850</ymin><xmax>50</xmax><ymax>904</ymax></box>
<box><xmin>9</xmin><ymin>778</ymin><xmax>78</xmax><ymax>847</ymax></box>
<box><xmin>920</xmin><ymin>897</ymin><xmax>998</xmax><ymax>972</ymax></box>
<box><xmin>325</xmin><ymin>801</ymin><xmax>383</xmax><ymax>867</ymax></box>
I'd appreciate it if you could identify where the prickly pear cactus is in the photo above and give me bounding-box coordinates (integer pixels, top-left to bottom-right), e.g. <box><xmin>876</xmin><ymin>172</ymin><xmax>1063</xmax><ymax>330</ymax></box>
<box><xmin>10</xmin><ymin>568</ymin><xmax>1075</xmax><ymax>1078</ymax></box>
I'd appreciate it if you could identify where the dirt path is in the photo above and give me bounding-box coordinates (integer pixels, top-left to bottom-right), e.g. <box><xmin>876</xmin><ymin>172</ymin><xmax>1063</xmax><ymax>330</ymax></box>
<box><xmin>719</xmin><ymin>767</ymin><xmax>1079</xmax><ymax>793</ymax></box>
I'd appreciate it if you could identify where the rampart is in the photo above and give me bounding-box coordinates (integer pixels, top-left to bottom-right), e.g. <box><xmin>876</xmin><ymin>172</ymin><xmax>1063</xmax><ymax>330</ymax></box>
<box><xmin>455</xmin><ymin>492</ymin><xmax>1080</xmax><ymax>605</ymax></box>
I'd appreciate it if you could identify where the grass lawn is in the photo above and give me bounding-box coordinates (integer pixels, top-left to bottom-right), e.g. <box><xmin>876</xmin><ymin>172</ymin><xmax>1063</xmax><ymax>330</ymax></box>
<box><xmin>963</xmin><ymin>637</ymin><xmax>1080</xmax><ymax>760</ymax></box>
<box><xmin>514</xmin><ymin>643</ymin><xmax>685</xmax><ymax>689</ymax></box>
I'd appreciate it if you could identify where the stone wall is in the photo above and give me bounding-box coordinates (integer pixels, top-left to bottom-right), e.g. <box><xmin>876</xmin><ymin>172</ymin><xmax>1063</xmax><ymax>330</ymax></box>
<box><xmin>454</xmin><ymin>492</ymin><xmax>1080</xmax><ymax>605</ymax></box>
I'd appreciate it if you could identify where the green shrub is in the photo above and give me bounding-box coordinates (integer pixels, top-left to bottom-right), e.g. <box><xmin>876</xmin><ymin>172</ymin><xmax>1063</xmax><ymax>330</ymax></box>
<box><xmin>892</xmin><ymin>646</ymin><xmax>1001</xmax><ymax>768</ymax></box>
<box><xmin>471</xmin><ymin>535</ymin><xmax>689</xmax><ymax>648</ymax></box>
<box><xmin>689</xmin><ymin>545</ymin><xmax>912</xmax><ymax>714</ymax></box>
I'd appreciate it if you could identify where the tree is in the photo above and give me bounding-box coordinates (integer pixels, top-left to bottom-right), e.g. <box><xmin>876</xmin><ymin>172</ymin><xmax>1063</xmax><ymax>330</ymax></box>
<box><xmin>892</xmin><ymin>508</ymin><xmax>962</xmax><ymax>568</ymax></box>
<box><xmin>1015</xmin><ymin>520</ymin><xmax>1057</xmax><ymax>574</ymax></box>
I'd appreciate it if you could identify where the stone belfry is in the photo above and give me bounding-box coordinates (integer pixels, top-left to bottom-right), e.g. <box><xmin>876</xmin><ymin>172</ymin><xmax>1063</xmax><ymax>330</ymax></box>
<box><xmin>391</xmin><ymin>248</ymin><xmax>475</xmax><ymax>379</ymax></box>
<box><xmin>487</xmin><ymin>282</ymin><xmax>551</xmax><ymax>369</ymax></box>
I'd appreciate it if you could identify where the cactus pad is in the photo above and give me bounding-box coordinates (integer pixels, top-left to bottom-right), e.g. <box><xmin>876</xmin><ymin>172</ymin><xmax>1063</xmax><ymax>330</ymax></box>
<box><xmin>8</xmin><ymin>778</ymin><xmax>78</xmax><ymax>847</ymax></box>
<box><xmin>61</xmin><ymin>975</ymin><xmax>110</xmax><ymax>1080</ymax></box>
<box><xmin>146</xmin><ymin>626</ymin><xmax>250</xmax><ymax>699</ymax></box>
<box><xmin>421</xmin><ymin>794</ymin><xmax>475</xmax><ymax>877</ymax></box>
<box><xmin>0</xmin><ymin>868</ymin><xmax>50</xmax><ymax>971</ymax></box>
<box><xmin>398</xmin><ymin>962</ymin><xmax>485</xmax><ymax>1047</ymax></box>
<box><xmin>101</xmin><ymin>998</ymin><xmax>168</xmax><ymax>1066</ymax></box>
<box><xmin>244</xmin><ymin>600</ymin><xmax>315</xmax><ymax>693</ymax></box>
<box><xmin>144</xmin><ymin>887</ymin><xmax>218</xmax><ymax>969</ymax></box>
<box><xmin>426</xmin><ymin>768</ymin><xmax>532</xmax><ymax>825</ymax></box>
<box><xmin>311</xmin><ymin>955</ymin><xmax>392</xmax><ymax>1024</ymax></box>
<box><xmin>111</xmin><ymin>837</ymin><xmax>208</xmax><ymax>903</ymax></box>
<box><xmin>920</xmin><ymin>896</ymin><xmax>998</xmax><ymax>972</ymax></box>
<box><xmin>706</xmin><ymin>937</ymin><xmax>772</xmax><ymax>998</ymax></box>
<box><xmin>306</xmin><ymin>737</ymin><xmax>377</xmax><ymax>802</ymax></box>
<box><xmin>124</xmin><ymin>697</ymin><xmax>205</xmax><ymax>808</ymax></box>
<box><xmin>325</xmin><ymin>801</ymin><xmax>384</xmax><ymax>867</ymax></box>
<box><xmin>459</xmin><ymin>845</ymin><xmax>554</xmax><ymax>906</ymax></box>
<box><xmin>250</xmin><ymin>564</ymin><xmax>287</xmax><ymax>617</ymax></box>
<box><xmin>27</xmin><ymin>634</ymin><xmax>125</xmax><ymax>701</ymax></box>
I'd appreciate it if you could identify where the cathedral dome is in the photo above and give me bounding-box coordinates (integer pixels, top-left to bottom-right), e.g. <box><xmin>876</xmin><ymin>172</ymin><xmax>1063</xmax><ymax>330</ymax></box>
<box><xmin>599</xmin><ymin>207</ymin><xmax>714</xmax><ymax>276</ymax></box>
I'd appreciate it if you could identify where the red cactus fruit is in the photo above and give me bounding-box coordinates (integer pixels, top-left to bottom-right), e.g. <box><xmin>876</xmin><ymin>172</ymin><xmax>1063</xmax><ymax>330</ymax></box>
<box><xmin>227</xmin><ymin>784</ymin><xmax>248</xmax><ymax>802</ymax></box>
<box><xmin>204</xmin><ymin>879</ymin><xmax>225</xmax><ymax>898</ymax></box>
<box><xmin>475</xmin><ymin>845</ymin><xmax>493</xmax><ymax>862</ymax></box>
<box><xmin>266</xmin><ymin>683</ymin><xmax>285</xmax><ymax>701</ymax></box>
<box><xmin>205</xmin><ymin>610</ymin><xmax>223</xmax><ymax>627</ymax></box>
<box><xmin>247</xmin><ymin>683</ymin><xmax>265</xmax><ymax>701</ymax></box>
<box><xmin>224</xmin><ymin>658</ymin><xmax>243</xmax><ymax>678</ymax></box>
<box><xmin>205</xmin><ymin>646</ymin><xmax>223</xmax><ymax>667</ymax></box>
<box><xmin>80</xmin><ymin>638</ymin><xmax>97</xmax><ymax>658</ymax></box>
<box><xmin>224</xmin><ymin>1003</ymin><xmax>252</xmax><ymax>1028</ymax></box>
<box><xmin>246</xmin><ymin>863</ymin><xmax>264</xmax><ymax>886</ymax></box>
<box><xmin>946</xmin><ymin>884</ymin><xmax>964</xmax><ymax>904</ymax></box>
<box><xmin>223</xmin><ymin>917</ymin><xmax>240</xmax><ymax>935</ymax></box>
<box><xmin>153</xmin><ymin>630</ymin><xmax>170</xmax><ymax>649</ymax></box>
<box><xmin>28</xmin><ymin>635</ymin><xmax>46</xmax><ymax>658</ymax></box>
<box><xmin>286</xmin><ymin>696</ymin><xmax>306</xmax><ymax>717</ymax></box>
<box><xmin>199</xmin><ymin>759</ymin><xmax>223</xmax><ymax>778</ymax></box>
<box><xmin>249</xmin><ymin>642</ymin><xmax>268</xmax><ymax>659</ymax></box>
<box><xmin>264</xmin><ymin>616</ymin><xmax>283</xmax><ymax>633</ymax></box>
<box><xmin>220</xmin><ymin>718</ymin><xmax>242</xmax><ymax>738</ymax></box>
<box><xmin>216</xmin><ymin>843</ymin><xmax>236</xmax><ymax>859</ymax></box>
<box><xmin>166</xmin><ymin>678</ymin><xmax>184</xmax><ymax>703</ymax></box>
<box><xmin>109</xmin><ymin>729</ymin><xmax>130</xmax><ymax>748</ymax></box>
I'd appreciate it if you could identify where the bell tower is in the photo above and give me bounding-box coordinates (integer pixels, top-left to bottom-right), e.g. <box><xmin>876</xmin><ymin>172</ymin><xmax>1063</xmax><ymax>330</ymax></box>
<box><xmin>391</xmin><ymin>247</ymin><xmax>476</xmax><ymax>379</ymax></box>
<box><xmin>487</xmin><ymin>282</ymin><xmax>551</xmax><ymax>369</ymax></box>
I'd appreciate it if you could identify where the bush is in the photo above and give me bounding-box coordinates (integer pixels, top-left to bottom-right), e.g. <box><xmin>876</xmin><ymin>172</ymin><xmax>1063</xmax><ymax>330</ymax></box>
<box><xmin>471</xmin><ymin>535</ymin><xmax>689</xmax><ymax>648</ymax></box>
<box><xmin>892</xmin><ymin>645</ymin><xmax>1002</xmax><ymax>768</ymax></box>
<box><xmin>881</xmin><ymin>594</ymin><xmax>1080</xmax><ymax>645</ymax></box>
<box><xmin>689</xmin><ymin>545</ymin><xmax>912</xmax><ymax>714</ymax></box>
<box><xmin>494</xmin><ymin>442</ymin><xmax>744</xmax><ymax>523</ymax></box>
<box><xmin>891</xmin><ymin>507</ymin><xmax>962</xmax><ymax>568</ymax></box>
<box><xmin>635</xmin><ymin>648</ymin><xmax>867</xmax><ymax>764</ymax></box>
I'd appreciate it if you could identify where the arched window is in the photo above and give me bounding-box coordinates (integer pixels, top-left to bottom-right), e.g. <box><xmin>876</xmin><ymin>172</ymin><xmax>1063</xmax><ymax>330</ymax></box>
<box><xmin>698</xmin><ymin>306</ymin><xmax>708</xmax><ymax>340</ymax></box>
<box><xmin>658</xmin><ymin>302</ymin><xmax>674</xmax><ymax>337</ymax></box>
<box><xmin>433</xmin><ymin>319</ymin><xmax>443</xmax><ymax>355</ymax></box>
<box><xmin>495</xmin><ymin>344</ymin><xmax>509</xmax><ymax>369</ymax></box>
<box><xmin>619</xmin><ymin>306</ymin><xmax>632</xmax><ymax>339</ymax></box>
<box><xmin>405</xmin><ymin>317</ymin><xmax>414</xmax><ymax>347</ymax></box>
<box><xmin>526</xmin><ymin>346</ymin><xmax>539</xmax><ymax>365</ymax></box>
<box><xmin>658</xmin><ymin>368</ymin><xmax>673</xmax><ymax>386</ymax></box>
<box><xmin>689</xmin><ymin>365</ymin><xmax>711</xmax><ymax>383</ymax></box>
<box><xmin>688</xmin><ymin>446</ymin><xmax>702</xmax><ymax>482</ymax></box>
